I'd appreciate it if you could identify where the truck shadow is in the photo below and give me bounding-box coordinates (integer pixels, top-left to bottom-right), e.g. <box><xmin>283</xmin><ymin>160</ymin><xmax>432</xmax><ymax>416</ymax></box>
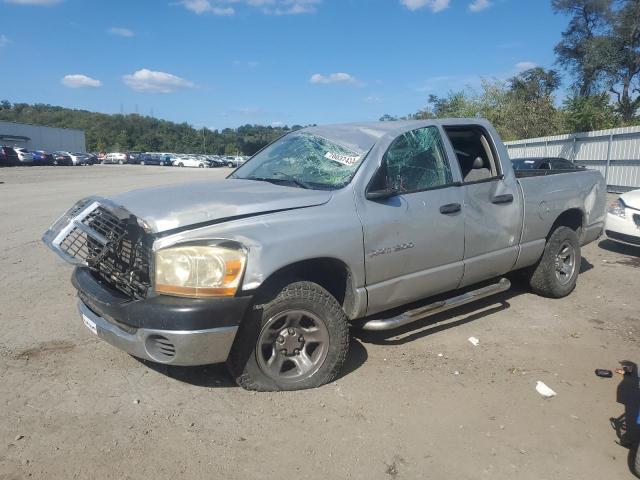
<box><xmin>610</xmin><ymin>361</ymin><xmax>640</xmax><ymax>477</ymax></box>
<box><xmin>137</xmin><ymin>338</ymin><xmax>368</xmax><ymax>388</ymax></box>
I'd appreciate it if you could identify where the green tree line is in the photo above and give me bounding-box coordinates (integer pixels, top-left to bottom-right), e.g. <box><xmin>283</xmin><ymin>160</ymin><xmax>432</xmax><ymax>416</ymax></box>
<box><xmin>0</xmin><ymin>100</ymin><xmax>302</xmax><ymax>155</ymax></box>
<box><xmin>382</xmin><ymin>0</ymin><xmax>640</xmax><ymax>141</ymax></box>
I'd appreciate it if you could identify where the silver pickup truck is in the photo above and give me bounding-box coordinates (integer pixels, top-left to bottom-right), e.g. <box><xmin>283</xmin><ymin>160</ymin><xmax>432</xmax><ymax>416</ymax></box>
<box><xmin>43</xmin><ymin>119</ymin><xmax>606</xmax><ymax>391</ymax></box>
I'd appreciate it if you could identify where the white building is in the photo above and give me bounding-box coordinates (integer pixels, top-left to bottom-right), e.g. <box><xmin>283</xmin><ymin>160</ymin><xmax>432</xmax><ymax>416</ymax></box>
<box><xmin>0</xmin><ymin>120</ymin><xmax>86</xmax><ymax>153</ymax></box>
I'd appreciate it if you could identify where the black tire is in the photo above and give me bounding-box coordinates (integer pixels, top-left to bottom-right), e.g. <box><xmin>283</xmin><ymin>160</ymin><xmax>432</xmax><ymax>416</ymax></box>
<box><xmin>198</xmin><ymin>163</ymin><xmax>204</xmax><ymax>168</ymax></box>
<box><xmin>227</xmin><ymin>162</ymin><xmax>234</xmax><ymax>168</ymax></box>
<box><xmin>228</xmin><ymin>281</ymin><xmax>350</xmax><ymax>391</ymax></box>
<box><xmin>178</xmin><ymin>162</ymin><xmax>184</xmax><ymax>168</ymax></box>
<box><xmin>528</xmin><ymin>226</ymin><xmax>581</xmax><ymax>298</ymax></box>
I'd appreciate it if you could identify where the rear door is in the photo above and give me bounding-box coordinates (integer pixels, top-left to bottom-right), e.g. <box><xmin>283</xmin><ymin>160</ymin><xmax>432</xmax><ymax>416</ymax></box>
<box><xmin>443</xmin><ymin>125</ymin><xmax>523</xmax><ymax>287</ymax></box>
<box><xmin>359</xmin><ymin>126</ymin><xmax>466</xmax><ymax>315</ymax></box>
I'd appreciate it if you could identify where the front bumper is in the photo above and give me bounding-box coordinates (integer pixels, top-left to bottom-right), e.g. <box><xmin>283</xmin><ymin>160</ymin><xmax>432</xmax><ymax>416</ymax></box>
<box><xmin>606</xmin><ymin>212</ymin><xmax>640</xmax><ymax>247</ymax></box>
<box><xmin>78</xmin><ymin>301</ymin><xmax>238</xmax><ymax>365</ymax></box>
<box><xmin>73</xmin><ymin>267</ymin><xmax>252</xmax><ymax>366</ymax></box>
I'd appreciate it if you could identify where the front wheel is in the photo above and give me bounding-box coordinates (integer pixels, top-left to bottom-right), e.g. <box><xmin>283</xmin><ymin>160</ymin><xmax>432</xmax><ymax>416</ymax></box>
<box><xmin>227</xmin><ymin>162</ymin><xmax>234</xmax><ymax>168</ymax></box>
<box><xmin>528</xmin><ymin>226</ymin><xmax>581</xmax><ymax>298</ymax></box>
<box><xmin>178</xmin><ymin>162</ymin><xmax>184</xmax><ymax>168</ymax></box>
<box><xmin>140</xmin><ymin>161</ymin><xmax>145</xmax><ymax>166</ymax></box>
<box><xmin>228</xmin><ymin>281</ymin><xmax>350</xmax><ymax>391</ymax></box>
<box><xmin>118</xmin><ymin>160</ymin><xmax>124</xmax><ymax>165</ymax></box>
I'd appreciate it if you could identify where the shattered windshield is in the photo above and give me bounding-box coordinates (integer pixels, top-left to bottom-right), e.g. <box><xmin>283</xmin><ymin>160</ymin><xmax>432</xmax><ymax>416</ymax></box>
<box><xmin>231</xmin><ymin>132</ymin><xmax>367</xmax><ymax>190</ymax></box>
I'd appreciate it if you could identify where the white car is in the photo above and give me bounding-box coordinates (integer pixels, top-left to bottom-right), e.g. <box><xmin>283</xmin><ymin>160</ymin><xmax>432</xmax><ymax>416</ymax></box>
<box><xmin>103</xmin><ymin>152</ymin><xmax>128</xmax><ymax>164</ymax></box>
<box><xmin>606</xmin><ymin>189</ymin><xmax>640</xmax><ymax>248</ymax></box>
<box><xmin>14</xmin><ymin>147</ymin><xmax>34</xmax><ymax>163</ymax></box>
<box><xmin>172</xmin><ymin>155</ymin><xmax>208</xmax><ymax>168</ymax></box>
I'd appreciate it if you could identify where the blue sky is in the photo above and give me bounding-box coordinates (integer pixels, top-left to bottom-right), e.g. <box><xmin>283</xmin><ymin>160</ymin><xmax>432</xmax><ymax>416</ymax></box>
<box><xmin>0</xmin><ymin>0</ymin><xmax>569</xmax><ymax>129</ymax></box>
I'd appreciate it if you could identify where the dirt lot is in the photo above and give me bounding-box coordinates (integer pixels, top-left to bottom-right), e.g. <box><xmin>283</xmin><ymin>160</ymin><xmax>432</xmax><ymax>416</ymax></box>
<box><xmin>0</xmin><ymin>165</ymin><xmax>639</xmax><ymax>480</ymax></box>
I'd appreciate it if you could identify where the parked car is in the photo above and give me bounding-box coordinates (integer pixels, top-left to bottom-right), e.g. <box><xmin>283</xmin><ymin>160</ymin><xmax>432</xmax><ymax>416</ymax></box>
<box><xmin>52</xmin><ymin>152</ymin><xmax>74</xmax><ymax>166</ymax></box>
<box><xmin>85</xmin><ymin>153</ymin><xmax>99</xmax><ymax>165</ymax></box>
<box><xmin>512</xmin><ymin>157</ymin><xmax>585</xmax><ymax>171</ymax></box>
<box><xmin>606</xmin><ymin>189</ymin><xmax>640</xmax><ymax>248</ymax></box>
<box><xmin>158</xmin><ymin>153</ymin><xmax>174</xmax><ymax>166</ymax></box>
<box><xmin>68</xmin><ymin>153</ymin><xmax>93</xmax><ymax>166</ymax></box>
<box><xmin>127</xmin><ymin>151</ymin><xmax>144</xmax><ymax>163</ymax></box>
<box><xmin>103</xmin><ymin>152</ymin><xmax>128</xmax><ymax>164</ymax></box>
<box><xmin>136</xmin><ymin>153</ymin><xmax>163</xmax><ymax>166</ymax></box>
<box><xmin>43</xmin><ymin>119</ymin><xmax>606</xmax><ymax>391</ymax></box>
<box><xmin>223</xmin><ymin>155</ymin><xmax>246</xmax><ymax>168</ymax></box>
<box><xmin>172</xmin><ymin>154</ymin><xmax>208</xmax><ymax>168</ymax></box>
<box><xmin>0</xmin><ymin>146</ymin><xmax>19</xmax><ymax>165</ymax></box>
<box><xmin>204</xmin><ymin>155</ymin><xmax>224</xmax><ymax>167</ymax></box>
<box><xmin>32</xmin><ymin>150</ymin><xmax>55</xmax><ymax>165</ymax></box>
<box><xmin>14</xmin><ymin>147</ymin><xmax>34</xmax><ymax>163</ymax></box>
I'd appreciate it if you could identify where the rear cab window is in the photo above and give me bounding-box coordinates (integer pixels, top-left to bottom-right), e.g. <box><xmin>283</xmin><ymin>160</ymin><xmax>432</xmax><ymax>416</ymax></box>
<box><xmin>443</xmin><ymin>125</ymin><xmax>502</xmax><ymax>184</ymax></box>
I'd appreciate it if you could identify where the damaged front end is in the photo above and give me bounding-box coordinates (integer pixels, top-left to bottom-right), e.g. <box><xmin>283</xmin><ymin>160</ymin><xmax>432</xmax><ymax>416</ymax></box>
<box><xmin>42</xmin><ymin>197</ymin><xmax>152</xmax><ymax>300</ymax></box>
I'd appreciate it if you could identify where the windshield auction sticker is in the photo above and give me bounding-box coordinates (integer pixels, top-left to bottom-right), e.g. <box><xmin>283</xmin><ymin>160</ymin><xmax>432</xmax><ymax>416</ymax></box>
<box><xmin>324</xmin><ymin>151</ymin><xmax>360</xmax><ymax>166</ymax></box>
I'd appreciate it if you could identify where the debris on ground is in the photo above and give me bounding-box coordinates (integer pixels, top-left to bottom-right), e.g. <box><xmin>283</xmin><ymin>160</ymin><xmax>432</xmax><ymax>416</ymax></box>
<box><xmin>535</xmin><ymin>381</ymin><xmax>557</xmax><ymax>398</ymax></box>
<box><xmin>468</xmin><ymin>337</ymin><xmax>479</xmax><ymax>347</ymax></box>
<box><xmin>595</xmin><ymin>369</ymin><xmax>613</xmax><ymax>378</ymax></box>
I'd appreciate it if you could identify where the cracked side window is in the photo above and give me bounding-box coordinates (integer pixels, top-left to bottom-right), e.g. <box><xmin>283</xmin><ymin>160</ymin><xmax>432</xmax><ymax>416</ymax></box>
<box><xmin>381</xmin><ymin>127</ymin><xmax>452</xmax><ymax>193</ymax></box>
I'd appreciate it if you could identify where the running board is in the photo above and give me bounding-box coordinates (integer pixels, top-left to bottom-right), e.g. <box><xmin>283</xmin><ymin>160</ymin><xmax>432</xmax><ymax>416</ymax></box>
<box><xmin>360</xmin><ymin>278</ymin><xmax>511</xmax><ymax>332</ymax></box>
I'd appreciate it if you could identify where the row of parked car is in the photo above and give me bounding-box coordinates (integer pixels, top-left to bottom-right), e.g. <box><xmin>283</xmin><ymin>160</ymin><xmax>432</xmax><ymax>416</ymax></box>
<box><xmin>103</xmin><ymin>152</ymin><xmax>249</xmax><ymax>168</ymax></box>
<box><xmin>0</xmin><ymin>146</ymin><xmax>249</xmax><ymax>168</ymax></box>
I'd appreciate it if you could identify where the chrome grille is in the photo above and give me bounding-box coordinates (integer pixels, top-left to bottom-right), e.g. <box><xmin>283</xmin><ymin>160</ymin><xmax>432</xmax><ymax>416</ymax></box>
<box><xmin>50</xmin><ymin>202</ymin><xmax>151</xmax><ymax>299</ymax></box>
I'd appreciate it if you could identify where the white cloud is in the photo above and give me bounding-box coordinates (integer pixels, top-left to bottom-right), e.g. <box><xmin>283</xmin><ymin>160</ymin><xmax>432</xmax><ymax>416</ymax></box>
<box><xmin>516</xmin><ymin>61</ymin><xmax>537</xmax><ymax>71</ymax></box>
<box><xmin>61</xmin><ymin>74</ymin><xmax>102</xmax><ymax>89</ymax></box>
<box><xmin>179</xmin><ymin>0</ymin><xmax>319</xmax><ymax>15</ymax></box>
<box><xmin>179</xmin><ymin>0</ymin><xmax>235</xmax><ymax>15</ymax></box>
<box><xmin>310</xmin><ymin>72</ymin><xmax>363</xmax><ymax>86</ymax></box>
<box><xmin>364</xmin><ymin>95</ymin><xmax>383</xmax><ymax>104</ymax></box>
<box><xmin>4</xmin><ymin>0</ymin><xmax>62</xmax><ymax>5</ymax></box>
<box><xmin>0</xmin><ymin>34</ymin><xmax>10</xmax><ymax>47</ymax></box>
<box><xmin>469</xmin><ymin>0</ymin><xmax>491</xmax><ymax>12</ymax></box>
<box><xmin>400</xmin><ymin>0</ymin><xmax>450</xmax><ymax>12</ymax></box>
<box><xmin>123</xmin><ymin>69</ymin><xmax>194</xmax><ymax>93</ymax></box>
<box><xmin>108</xmin><ymin>27</ymin><xmax>135</xmax><ymax>37</ymax></box>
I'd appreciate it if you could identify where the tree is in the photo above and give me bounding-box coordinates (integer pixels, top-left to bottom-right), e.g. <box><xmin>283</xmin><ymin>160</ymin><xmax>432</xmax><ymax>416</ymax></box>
<box><xmin>553</xmin><ymin>0</ymin><xmax>614</xmax><ymax>96</ymax></box>
<box><xmin>554</xmin><ymin>0</ymin><xmax>640</xmax><ymax>121</ymax></box>
<box><xmin>608</xmin><ymin>0</ymin><xmax>640</xmax><ymax>121</ymax></box>
<box><xmin>562</xmin><ymin>93</ymin><xmax>617</xmax><ymax>131</ymax></box>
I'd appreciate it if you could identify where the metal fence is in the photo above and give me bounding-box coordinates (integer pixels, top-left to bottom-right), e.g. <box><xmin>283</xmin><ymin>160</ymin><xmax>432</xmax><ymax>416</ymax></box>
<box><xmin>504</xmin><ymin>125</ymin><xmax>640</xmax><ymax>192</ymax></box>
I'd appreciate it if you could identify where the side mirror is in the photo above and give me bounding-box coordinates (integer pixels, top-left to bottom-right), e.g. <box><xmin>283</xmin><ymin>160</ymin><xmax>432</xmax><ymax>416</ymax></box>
<box><xmin>366</xmin><ymin>188</ymin><xmax>398</xmax><ymax>200</ymax></box>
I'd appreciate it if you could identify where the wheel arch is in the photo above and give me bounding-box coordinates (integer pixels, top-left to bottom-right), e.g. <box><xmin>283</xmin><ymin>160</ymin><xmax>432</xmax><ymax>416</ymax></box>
<box><xmin>251</xmin><ymin>257</ymin><xmax>359</xmax><ymax>319</ymax></box>
<box><xmin>547</xmin><ymin>208</ymin><xmax>585</xmax><ymax>242</ymax></box>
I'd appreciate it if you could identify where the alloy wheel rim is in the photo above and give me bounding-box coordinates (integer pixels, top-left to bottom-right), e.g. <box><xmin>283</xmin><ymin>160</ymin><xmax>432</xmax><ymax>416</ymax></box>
<box><xmin>256</xmin><ymin>309</ymin><xmax>330</xmax><ymax>384</ymax></box>
<box><xmin>554</xmin><ymin>241</ymin><xmax>576</xmax><ymax>286</ymax></box>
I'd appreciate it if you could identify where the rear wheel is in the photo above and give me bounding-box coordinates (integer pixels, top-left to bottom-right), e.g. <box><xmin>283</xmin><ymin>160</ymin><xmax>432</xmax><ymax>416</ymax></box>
<box><xmin>118</xmin><ymin>159</ymin><xmax>124</xmax><ymax>165</ymax></box>
<box><xmin>140</xmin><ymin>161</ymin><xmax>145</xmax><ymax>166</ymax></box>
<box><xmin>198</xmin><ymin>163</ymin><xmax>205</xmax><ymax>168</ymax></box>
<box><xmin>178</xmin><ymin>162</ymin><xmax>184</xmax><ymax>168</ymax></box>
<box><xmin>228</xmin><ymin>281</ymin><xmax>350</xmax><ymax>391</ymax></box>
<box><xmin>227</xmin><ymin>162</ymin><xmax>234</xmax><ymax>168</ymax></box>
<box><xmin>528</xmin><ymin>226</ymin><xmax>581</xmax><ymax>298</ymax></box>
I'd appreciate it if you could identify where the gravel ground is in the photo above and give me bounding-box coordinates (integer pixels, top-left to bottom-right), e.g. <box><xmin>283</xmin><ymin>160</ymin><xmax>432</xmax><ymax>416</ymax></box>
<box><xmin>0</xmin><ymin>165</ymin><xmax>639</xmax><ymax>480</ymax></box>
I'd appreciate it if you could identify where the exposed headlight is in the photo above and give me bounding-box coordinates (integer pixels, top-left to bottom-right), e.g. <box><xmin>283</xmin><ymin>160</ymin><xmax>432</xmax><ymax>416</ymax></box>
<box><xmin>155</xmin><ymin>244</ymin><xmax>246</xmax><ymax>298</ymax></box>
<box><xmin>608</xmin><ymin>198</ymin><xmax>626</xmax><ymax>218</ymax></box>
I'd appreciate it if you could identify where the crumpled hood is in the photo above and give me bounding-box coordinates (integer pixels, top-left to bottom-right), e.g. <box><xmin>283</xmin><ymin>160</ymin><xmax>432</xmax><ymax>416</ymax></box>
<box><xmin>621</xmin><ymin>189</ymin><xmax>640</xmax><ymax>210</ymax></box>
<box><xmin>109</xmin><ymin>179</ymin><xmax>333</xmax><ymax>233</ymax></box>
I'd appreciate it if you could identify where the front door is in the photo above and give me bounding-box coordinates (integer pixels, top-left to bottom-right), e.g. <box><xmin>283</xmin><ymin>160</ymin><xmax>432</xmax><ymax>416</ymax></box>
<box><xmin>358</xmin><ymin>126</ymin><xmax>466</xmax><ymax>316</ymax></box>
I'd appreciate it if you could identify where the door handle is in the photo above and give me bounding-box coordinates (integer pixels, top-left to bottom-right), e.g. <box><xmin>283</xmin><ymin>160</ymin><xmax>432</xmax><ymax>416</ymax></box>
<box><xmin>491</xmin><ymin>194</ymin><xmax>514</xmax><ymax>205</ymax></box>
<box><xmin>440</xmin><ymin>203</ymin><xmax>462</xmax><ymax>214</ymax></box>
